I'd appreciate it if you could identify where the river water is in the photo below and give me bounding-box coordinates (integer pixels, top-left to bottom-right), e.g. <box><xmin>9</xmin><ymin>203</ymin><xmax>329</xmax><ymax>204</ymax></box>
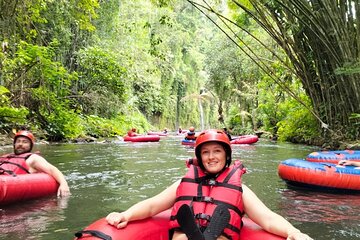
<box><xmin>1</xmin><ymin>135</ymin><xmax>360</xmax><ymax>240</ymax></box>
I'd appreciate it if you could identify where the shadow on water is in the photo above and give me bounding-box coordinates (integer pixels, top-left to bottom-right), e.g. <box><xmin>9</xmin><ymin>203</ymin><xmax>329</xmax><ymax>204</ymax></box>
<box><xmin>1</xmin><ymin>137</ymin><xmax>360</xmax><ymax>239</ymax></box>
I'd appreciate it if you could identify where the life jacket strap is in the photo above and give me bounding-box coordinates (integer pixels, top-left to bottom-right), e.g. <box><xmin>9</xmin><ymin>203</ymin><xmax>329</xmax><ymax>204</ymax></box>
<box><xmin>0</xmin><ymin>160</ymin><xmax>30</xmax><ymax>174</ymax></box>
<box><xmin>0</xmin><ymin>167</ymin><xmax>17</xmax><ymax>176</ymax></box>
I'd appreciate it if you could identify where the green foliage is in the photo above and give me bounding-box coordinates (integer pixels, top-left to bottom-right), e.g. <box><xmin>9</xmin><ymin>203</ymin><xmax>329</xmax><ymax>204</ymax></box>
<box><xmin>84</xmin><ymin>112</ymin><xmax>153</xmax><ymax>138</ymax></box>
<box><xmin>150</xmin><ymin>0</ymin><xmax>175</xmax><ymax>8</ymax></box>
<box><xmin>1</xmin><ymin>40</ymin><xmax>79</xmax><ymax>139</ymax></box>
<box><xmin>227</xmin><ymin>106</ymin><xmax>253</xmax><ymax>134</ymax></box>
<box><xmin>348</xmin><ymin>113</ymin><xmax>360</xmax><ymax>139</ymax></box>
<box><xmin>335</xmin><ymin>62</ymin><xmax>360</xmax><ymax>75</ymax></box>
<box><xmin>257</xmin><ymin>77</ymin><xmax>286</xmax><ymax>133</ymax></box>
<box><xmin>0</xmin><ymin>86</ymin><xmax>29</xmax><ymax>130</ymax></box>
<box><xmin>0</xmin><ymin>86</ymin><xmax>10</xmax><ymax>104</ymax></box>
<box><xmin>83</xmin><ymin>115</ymin><xmax>121</xmax><ymax>138</ymax></box>
<box><xmin>349</xmin><ymin>113</ymin><xmax>360</xmax><ymax>123</ymax></box>
<box><xmin>75</xmin><ymin>46</ymin><xmax>127</xmax><ymax>118</ymax></box>
<box><xmin>276</xmin><ymin>104</ymin><xmax>319</xmax><ymax>144</ymax></box>
<box><xmin>2</xmin><ymin>0</ymin><xmax>346</xmax><ymax>146</ymax></box>
<box><xmin>31</xmin><ymin>87</ymin><xmax>83</xmax><ymax>140</ymax></box>
<box><xmin>0</xmin><ymin>106</ymin><xmax>29</xmax><ymax>130</ymax></box>
<box><xmin>2</xmin><ymin>40</ymin><xmax>73</xmax><ymax>93</ymax></box>
<box><xmin>115</xmin><ymin>112</ymin><xmax>153</xmax><ymax>134</ymax></box>
<box><xmin>69</xmin><ymin>0</ymin><xmax>99</xmax><ymax>31</ymax></box>
<box><xmin>133</xmin><ymin>78</ymin><xmax>164</xmax><ymax>116</ymax></box>
<box><xmin>44</xmin><ymin>109</ymin><xmax>84</xmax><ymax>140</ymax></box>
<box><xmin>233</xmin><ymin>0</ymin><xmax>360</xmax><ymax>141</ymax></box>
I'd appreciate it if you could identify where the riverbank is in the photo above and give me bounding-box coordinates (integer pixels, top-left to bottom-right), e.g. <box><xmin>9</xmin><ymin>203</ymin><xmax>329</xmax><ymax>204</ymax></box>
<box><xmin>0</xmin><ymin>134</ymin><xmax>102</xmax><ymax>147</ymax></box>
<box><xmin>0</xmin><ymin>134</ymin><xmax>13</xmax><ymax>146</ymax></box>
<box><xmin>1</xmin><ymin>133</ymin><xmax>359</xmax><ymax>150</ymax></box>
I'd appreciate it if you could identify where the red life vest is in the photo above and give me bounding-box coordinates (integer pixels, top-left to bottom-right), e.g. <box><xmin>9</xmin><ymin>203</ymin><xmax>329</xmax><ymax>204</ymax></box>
<box><xmin>0</xmin><ymin>152</ymin><xmax>33</xmax><ymax>175</ymax></box>
<box><xmin>169</xmin><ymin>160</ymin><xmax>246</xmax><ymax>240</ymax></box>
<box><xmin>127</xmin><ymin>131</ymin><xmax>137</xmax><ymax>137</ymax></box>
<box><xmin>185</xmin><ymin>131</ymin><xmax>196</xmax><ymax>140</ymax></box>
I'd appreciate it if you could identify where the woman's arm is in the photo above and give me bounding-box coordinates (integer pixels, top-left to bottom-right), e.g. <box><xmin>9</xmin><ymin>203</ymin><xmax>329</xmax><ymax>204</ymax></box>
<box><xmin>106</xmin><ymin>180</ymin><xmax>179</xmax><ymax>229</ymax></box>
<box><xmin>242</xmin><ymin>184</ymin><xmax>312</xmax><ymax>240</ymax></box>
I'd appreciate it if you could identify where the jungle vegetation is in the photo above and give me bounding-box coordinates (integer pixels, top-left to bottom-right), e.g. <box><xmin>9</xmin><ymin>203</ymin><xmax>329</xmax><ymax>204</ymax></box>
<box><xmin>0</xmin><ymin>0</ymin><xmax>359</xmax><ymax>147</ymax></box>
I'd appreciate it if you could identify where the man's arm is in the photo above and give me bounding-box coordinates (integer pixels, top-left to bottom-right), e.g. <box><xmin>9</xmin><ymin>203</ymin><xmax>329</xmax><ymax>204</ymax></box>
<box><xmin>27</xmin><ymin>154</ymin><xmax>71</xmax><ymax>197</ymax></box>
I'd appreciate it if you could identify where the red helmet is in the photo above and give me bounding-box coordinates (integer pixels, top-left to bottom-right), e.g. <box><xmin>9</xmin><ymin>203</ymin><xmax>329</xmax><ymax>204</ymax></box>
<box><xmin>14</xmin><ymin>130</ymin><xmax>35</xmax><ymax>144</ymax></box>
<box><xmin>195</xmin><ymin>129</ymin><xmax>232</xmax><ymax>170</ymax></box>
<box><xmin>189</xmin><ymin>126</ymin><xmax>195</xmax><ymax>132</ymax></box>
<box><xmin>14</xmin><ymin>130</ymin><xmax>35</xmax><ymax>151</ymax></box>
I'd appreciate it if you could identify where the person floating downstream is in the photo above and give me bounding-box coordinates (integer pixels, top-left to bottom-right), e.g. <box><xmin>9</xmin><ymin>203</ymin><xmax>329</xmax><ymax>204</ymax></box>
<box><xmin>106</xmin><ymin>129</ymin><xmax>313</xmax><ymax>240</ymax></box>
<box><xmin>0</xmin><ymin>130</ymin><xmax>70</xmax><ymax>197</ymax></box>
<box><xmin>185</xmin><ymin>126</ymin><xmax>196</xmax><ymax>140</ymax></box>
<box><xmin>127</xmin><ymin>128</ymin><xmax>138</xmax><ymax>137</ymax></box>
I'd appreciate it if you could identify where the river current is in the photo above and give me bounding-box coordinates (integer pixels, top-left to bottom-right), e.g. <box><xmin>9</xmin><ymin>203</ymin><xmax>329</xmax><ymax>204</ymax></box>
<box><xmin>1</xmin><ymin>135</ymin><xmax>359</xmax><ymax>239</ymax></box>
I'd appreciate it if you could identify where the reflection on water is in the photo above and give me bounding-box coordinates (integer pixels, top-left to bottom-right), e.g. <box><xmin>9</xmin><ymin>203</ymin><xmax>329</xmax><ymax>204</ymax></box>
<box><xmin>0</xmin><ymin>197</ymin><xmax>69</xmax><ymax>239</ymax></box>
<box><xmin>1</xmin><ymin>137</ymin><xmax>360</xmax><ymax>239</ymax></box>
<box><xmin>280</xmin><ymin>190</ymin><xmax>360</xmax><ymax>223</ymax></box>
<box><xmin>278</xmin><ymin>189</ymin><xmax>360</xmax><ymax>240</ymax></box>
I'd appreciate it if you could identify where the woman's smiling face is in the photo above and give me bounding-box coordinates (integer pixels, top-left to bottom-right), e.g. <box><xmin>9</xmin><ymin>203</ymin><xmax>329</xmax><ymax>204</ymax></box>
<box><xmin>200</xmin><ymin>142</ymin><xmax>226</xmax><ymax>174</ymax></box>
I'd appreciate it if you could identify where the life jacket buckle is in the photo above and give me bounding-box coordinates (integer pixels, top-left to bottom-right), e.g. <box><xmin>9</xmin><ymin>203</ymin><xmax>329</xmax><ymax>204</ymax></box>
<box><xmin>208</xmin><ymin>179</ymin><xmax>216</xmax><ymax>186</ymax></box>
<box><xmin>202</xmin><ymin>196</ymin><xmax>214</xmax><ymax>203</ymax></box>
<box><xmin>195</xmin><ymin>213</ymin><xmax>211</xmax><ymax>221</ymax></box>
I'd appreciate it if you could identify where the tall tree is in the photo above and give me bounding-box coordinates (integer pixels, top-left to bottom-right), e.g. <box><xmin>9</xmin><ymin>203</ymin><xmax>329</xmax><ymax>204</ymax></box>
<box><xmin>189</xmin><ymin>0</ymin><xmax>360</xmax><ymax>142</ymax></box>
<box><xmin>237</xmin><ymin>0</ymin><xmax>360</xmax><ymax>141</ymax></box>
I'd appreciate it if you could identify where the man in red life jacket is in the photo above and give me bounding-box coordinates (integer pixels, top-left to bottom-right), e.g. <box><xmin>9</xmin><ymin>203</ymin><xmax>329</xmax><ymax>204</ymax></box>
<box><xmin>185</xmin><ymin>126</ymin><xmax>196</xmax><ymax>140</ymax></box>
<box><xmin>0</xmin><ymin>130</ymin><xmax>70</xmax><ymax>197</ymax></box>
<box><xmin>127</xmin><ymin>128</ymin><xmax>138</xmax><ymax>137</ymax></box>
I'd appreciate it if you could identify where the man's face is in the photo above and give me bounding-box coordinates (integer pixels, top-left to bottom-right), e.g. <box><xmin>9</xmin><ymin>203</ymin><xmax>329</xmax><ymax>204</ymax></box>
<box><xmin>14</xmin><ymin>136</ymin><xmax>32</xmax><ymax>155</ymax></box>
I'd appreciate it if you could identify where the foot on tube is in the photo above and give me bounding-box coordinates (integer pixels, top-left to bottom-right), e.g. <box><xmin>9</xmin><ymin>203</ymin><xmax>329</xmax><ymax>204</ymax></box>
<box><xmin>203</xmin><ymin>205</ymin><xmax>230</xmax><ymax>240</ymax></box>
<box><xmin>177</xmin><ymin>204</ymin><xmax>205</xmax><ymax>240</ymax></box>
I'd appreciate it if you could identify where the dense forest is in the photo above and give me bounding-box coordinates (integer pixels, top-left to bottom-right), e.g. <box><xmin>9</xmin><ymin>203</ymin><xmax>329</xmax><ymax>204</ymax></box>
<box><xmin>0</xmin><ymin>0</ymin><xmax>359</xmax><ymax>148</ymax></box>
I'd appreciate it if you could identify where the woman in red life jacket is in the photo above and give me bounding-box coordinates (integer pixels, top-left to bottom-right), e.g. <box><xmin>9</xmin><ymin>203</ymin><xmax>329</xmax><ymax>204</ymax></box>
<box><xmin>106</xmin><ymin>129</ymin><xmax>312</xmax><ymax>240</ymax></box>
<box><xmin>0</xmin><ymin>130</ymin><xmax>70</xmax><ymax>197</ymax></box>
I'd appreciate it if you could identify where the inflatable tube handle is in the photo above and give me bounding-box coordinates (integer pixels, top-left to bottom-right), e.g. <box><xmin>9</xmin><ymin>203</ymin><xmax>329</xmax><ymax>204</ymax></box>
<box><xmin>74</xmin><ymin>230</ymin><xmax>112</xmax><ymax>240</ymax></box>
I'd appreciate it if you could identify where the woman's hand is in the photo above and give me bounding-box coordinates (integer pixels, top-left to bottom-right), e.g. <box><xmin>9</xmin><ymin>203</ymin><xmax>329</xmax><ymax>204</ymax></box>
<box><xmin>287</xmin><ymin>231</ymin><xmax>313</xmax><ymax>240</ymax></box>
<box><xmin>106</xmin><ymin>212</ymin><xmax>129</xmax><ymax>229</ymax></box>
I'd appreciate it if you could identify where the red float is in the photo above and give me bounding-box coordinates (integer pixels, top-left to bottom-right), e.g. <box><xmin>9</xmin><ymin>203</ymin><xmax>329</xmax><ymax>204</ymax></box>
<box><xmin>0</xmin><ymin>173</ymin><xmax>58</xmax><ymax>205</ymax></box>
<box><xmin>74</xmin><ymin>210</ymin><xmax>285</xmax><ymax>240</ymax></box>
<box><xmin>278</xmin><ymin>158</ymin><xmax>360</xmax><ymax>192</ymax></box>
<box><xmin>306</xmin><ymin>150</ymin><xmax>360</xmax><ymax>164</ymax></box>
<box><xmin>230</xmin><ymin>135</ymin><xmax>258</xmax><ymax>144</ymax></box>
<box><xmin>123</xmin><ymin>135</ymin><xmax>160</xmax><ymax>142</ymax></box>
